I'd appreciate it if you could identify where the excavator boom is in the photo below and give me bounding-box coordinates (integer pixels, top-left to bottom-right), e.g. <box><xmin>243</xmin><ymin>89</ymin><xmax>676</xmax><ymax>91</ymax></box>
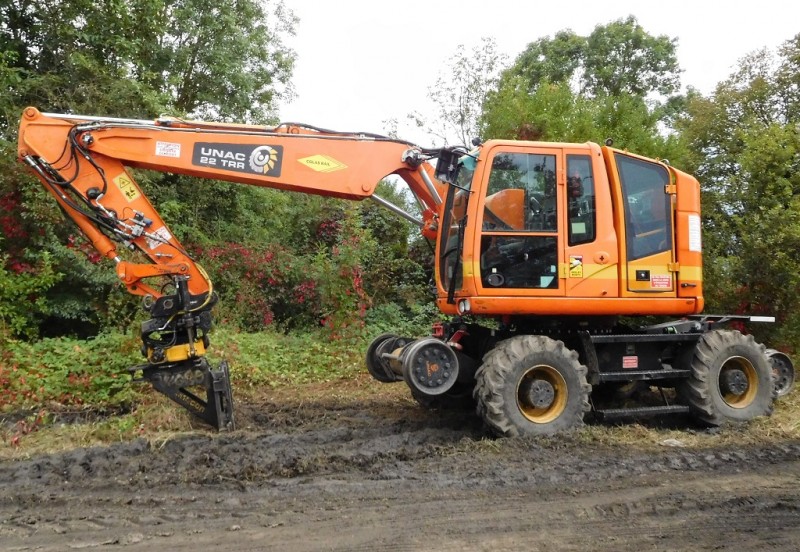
<box><xmin>18</xmin><ymin>108</ymin><xmax>443</xmax><ymax>297</ymax></box>
<box><xmin>17</xmin><ymin>107</ymin><xmax>448</xmax><ymax>430</ymax></box>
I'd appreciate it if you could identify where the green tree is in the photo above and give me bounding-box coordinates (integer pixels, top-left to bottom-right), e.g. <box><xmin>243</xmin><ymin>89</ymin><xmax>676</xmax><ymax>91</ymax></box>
<box><xmin>510</xmin><ymin>30</ymin><xmax>585</xmax><ymax>90</ymax></box>
<box><xmin>0</xmin><ymin>0</ymin><xmax>297</xmax><ymax>337</ymax></box>
<box><xmin>507</xmin><ymin>16</ymin><xmax>679</xmax><ymax>98</ymax></box>
<box><xmin>481</xmin><ymin>17</ymin><xmax>685</xmax><ymax>162</ymax></box>
<box><xmin>0</xmin><ymin>0</ymin><xmax>296</xmax><ymax>124</ymax></box>
<box><xmin>481</xmin><ymin>77</ymin><xmax>595</xmax><ymax>142</ymax></box>
<box><xmin>677</xmin><ymin>36</ymin><xmax>800</xmax><ymax>350</ymax></box>
<box><xmin>582</xmin><ymin>16</ymin><xmax>680</xmax><ymax>97</ymax></box>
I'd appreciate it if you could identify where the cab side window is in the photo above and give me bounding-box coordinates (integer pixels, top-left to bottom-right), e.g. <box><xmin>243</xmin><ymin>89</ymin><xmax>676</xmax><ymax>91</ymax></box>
<box><xmin>616</xmin><ymin>155</ymin><xmax>672</xmax><ymax>260</ymax></box>
<box><xmin>566</xmin><ymin>155</ymin><xmax>596</xmax><ymax>246</ymax></box>
<box><xmin>483</xmin><ymin>153</ymin><xmax>557</xmax><ymax>232</ymax></box>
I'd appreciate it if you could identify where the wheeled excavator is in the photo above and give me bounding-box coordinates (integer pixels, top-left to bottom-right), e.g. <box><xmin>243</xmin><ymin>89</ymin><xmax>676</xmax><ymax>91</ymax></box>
<box><xmin>17</xmin><ymin>107</ymin><xmax>795</xmax><ymax>435</ymax></box>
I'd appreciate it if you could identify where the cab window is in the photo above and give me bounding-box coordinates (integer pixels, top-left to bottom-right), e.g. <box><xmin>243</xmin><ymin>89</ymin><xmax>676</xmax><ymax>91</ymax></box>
<box><xmin>480</xmin><ymin>152</ymin><xmax>559</xmax><ymax>289</ymax></box>
<box><xmin>616</xmin><ymin>155</ymin><xmax>672</xmax><ymax>260</ymax></box>
<box><xmin>566</xmin><ymin>155</ymin><xmax>596</xmax><ymax>246</ymax></box>
<box><xmin>483</xmin><ymin>153</ymin><xmax>557</xmax><ymax>232</ymax></box>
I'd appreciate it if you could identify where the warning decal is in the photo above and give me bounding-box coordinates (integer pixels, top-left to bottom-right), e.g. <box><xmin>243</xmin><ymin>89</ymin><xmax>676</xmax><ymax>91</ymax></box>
<box><xmin>155</xmin><ymin>141</ymin><xmax>181</xmax><ymax>158</ymax></box>
<box><xmin>113</xmin><ymin>173</ymin><xmax>140</xmax><ymax>202</ymax></box>
<box><xmin>651</xmin><ymin>274</ymin><xmax>672</xmax><ymax>289</ymax></box>
<box><xmin>622</xmin><ymin>356</ymin><xmax>639</xmax><ymax>369</ymax></box>
<box><xmin>688</xmin><ymin>214</ymin><xmax>702</xmax><ymax>252</ymax></box>
<box><xmin>146</xmin><ymin>226</ymin><xmax>172</xmax><ymax>250</ymax></box>
<box><xmin>569</xmin><ymin>255</ymin><xmax>583</xmax><ymax>278</ymax></box>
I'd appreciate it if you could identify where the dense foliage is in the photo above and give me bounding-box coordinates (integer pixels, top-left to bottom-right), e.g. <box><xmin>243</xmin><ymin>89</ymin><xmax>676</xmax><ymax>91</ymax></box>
<box><xmin>0</xmin><ymin>0</ymin><xmax>431</xmax><ymax>339</ymax></box>
<box><xmin>480</xmin><ymin>16</ymin><xmax>685</xmax><ymax>161</ymax></box>
<box><xmin>677</xmin><ymin>37</ymin><xmax>800</xmax><ymax>350</ymax></box>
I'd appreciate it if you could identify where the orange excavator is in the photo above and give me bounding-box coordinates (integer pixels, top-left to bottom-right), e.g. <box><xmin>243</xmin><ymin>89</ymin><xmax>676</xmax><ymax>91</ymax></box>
<box><xmin>17</xmin><ymin>107</ymin><xmax>794</xmax><ymax>435</ymax></box>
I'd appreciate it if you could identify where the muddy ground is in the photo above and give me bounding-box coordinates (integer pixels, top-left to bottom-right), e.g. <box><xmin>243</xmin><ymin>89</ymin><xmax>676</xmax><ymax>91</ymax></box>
<box><xmin>2</xmin><ymin>387</ymin><xmax>800</xmax><ymax>551</ymax></box>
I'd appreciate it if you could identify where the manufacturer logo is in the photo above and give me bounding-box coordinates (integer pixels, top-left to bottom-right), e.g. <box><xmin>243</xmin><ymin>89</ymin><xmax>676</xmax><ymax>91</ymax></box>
<box><xmin>192</xmin><ymin>143</ymin><xmax>283</xmax><ymax>177</ymax></box>
<box><xmin>249</xmin><ymin>146</ymin><xmax>279</xmax><ymax>174</ymax></box>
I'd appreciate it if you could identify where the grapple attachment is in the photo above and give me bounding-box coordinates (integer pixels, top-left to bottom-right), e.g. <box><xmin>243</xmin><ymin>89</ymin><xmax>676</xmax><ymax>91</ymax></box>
<box><xmin>130</xmin><ymin>358</ymin><xmax>235</xmax><ymax>431</ymax></box>
<box><xmin>131</xmin><ymin>276</ymin><xmax>235</xmax><ymax>431</ymax></box>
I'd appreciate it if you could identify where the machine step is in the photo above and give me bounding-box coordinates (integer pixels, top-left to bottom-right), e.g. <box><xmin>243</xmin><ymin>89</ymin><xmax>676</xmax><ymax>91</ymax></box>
<box><xmin>598</xmin><ymin>369</ymin><xmax>691</xmax><ymax>382</ymax></box>
<box><xmin>594</xmin><ymin>404</ymin><xmax>691</xmax><ymax>420</ymax></box>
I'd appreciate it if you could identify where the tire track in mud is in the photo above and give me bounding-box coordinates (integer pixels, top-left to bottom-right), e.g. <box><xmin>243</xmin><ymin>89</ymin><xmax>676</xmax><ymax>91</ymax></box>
<box><xmin>2</xmin><ymin>398</ymin><xmax>800</xmax><ymax>550</ymax></box>
<box><xmin>5</xmin><ymin>469</ymin><xmax>799</xmax><ymax>552</ymax></box>
<box><xmin>2</xmin><ymin>414</ymin><xmax>800</xmax><ymax>493</ymax></box>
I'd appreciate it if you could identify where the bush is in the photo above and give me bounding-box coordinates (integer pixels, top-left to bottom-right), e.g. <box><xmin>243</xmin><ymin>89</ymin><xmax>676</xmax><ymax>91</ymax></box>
<box><xmin>0</xmin><ymin>333</ymin><xmax>141</xmax><ymax>412</ymax></box>
<box><xmin>364</xmin><ymin>301</ymin><xmax>440</xmax><ymax>337</ymax></box>
<box><xmin>211</xmin><ymin>329</ymin><xmax>368</xmax><ymax>391</ymax></box>
<box><xmin>0</xmin><ymin>251</ymin><xmax>60</xmax><ymax>338</ymax></box>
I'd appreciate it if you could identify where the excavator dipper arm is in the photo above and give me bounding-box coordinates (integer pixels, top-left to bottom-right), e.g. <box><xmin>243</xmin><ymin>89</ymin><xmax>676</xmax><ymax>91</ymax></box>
<box><xmin>17</xmin><ymin>107</ymin><xmax>446</xmax><ymax>430</ymax></box>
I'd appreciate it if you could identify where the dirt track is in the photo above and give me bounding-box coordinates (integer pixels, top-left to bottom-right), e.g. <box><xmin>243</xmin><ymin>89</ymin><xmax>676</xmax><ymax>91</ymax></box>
<box><xmin>2</xmin><ymin>391</ymin><xmax>800</xmax><ymax>551</ymax></box>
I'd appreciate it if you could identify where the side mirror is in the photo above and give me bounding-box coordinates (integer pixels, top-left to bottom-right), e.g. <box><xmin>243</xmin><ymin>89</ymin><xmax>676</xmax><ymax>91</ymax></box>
<box><xmin>434</xmin><ymin>149</ymin><xmax>462</xmax><ymax>184</ymax></box>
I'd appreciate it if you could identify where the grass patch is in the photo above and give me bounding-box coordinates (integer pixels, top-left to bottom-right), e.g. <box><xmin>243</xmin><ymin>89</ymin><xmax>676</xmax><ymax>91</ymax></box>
<box><xmin>575</xmin><ymin>390</ymin><xmax>800</xmax><ymax>450</ymax></box>
<box><xmin>0</xmin><ymin>333</ymin><xmax>142</xmax><ymax>413</ymax></box>
<box><xmin>2</xmin><ymin>328</ymin><xmax>800</xmax><ymax>458</ymax></box>
<box><xmin>212</xmin><ymin>329</ymin><xmax>369</xmax><ymax>397</ymax></box>
<box><xmin>0</xmin><ymin>328</ymin><xmax>377</xmax><ymax>456</ymax></box>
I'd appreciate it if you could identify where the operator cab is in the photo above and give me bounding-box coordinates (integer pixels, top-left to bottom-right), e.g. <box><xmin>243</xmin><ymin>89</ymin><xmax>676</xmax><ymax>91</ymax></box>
<box><xmin>435</xmin><ymin>140</ymin><xmax>701</xmax><ymax>318</ymax></box>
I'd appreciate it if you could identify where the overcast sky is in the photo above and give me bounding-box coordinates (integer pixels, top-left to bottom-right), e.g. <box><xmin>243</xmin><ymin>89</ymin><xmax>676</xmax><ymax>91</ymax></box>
<box><xmin>278</xmin><ymin>1</ymin><xmax>799</xmax><ymax>145</ymax></box>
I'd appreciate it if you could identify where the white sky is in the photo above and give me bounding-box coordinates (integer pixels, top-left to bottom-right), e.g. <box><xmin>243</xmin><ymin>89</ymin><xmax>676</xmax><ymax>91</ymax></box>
<box><xmin>278</xmin><ymin>0</ymin><xmax>800</xmax><ymax>145</ymax></box>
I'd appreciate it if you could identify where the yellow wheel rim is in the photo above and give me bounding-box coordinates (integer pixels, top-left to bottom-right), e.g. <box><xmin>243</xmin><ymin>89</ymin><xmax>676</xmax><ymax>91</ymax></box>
<box><xmin>516</xmin><ymin>365</ymin><xmax>568</xmax><ymax>424</ymax></box>
<box><xmin>719</xmin><ymin>356</ymin><xmax>758</xmax><ymax>408</ymax></box>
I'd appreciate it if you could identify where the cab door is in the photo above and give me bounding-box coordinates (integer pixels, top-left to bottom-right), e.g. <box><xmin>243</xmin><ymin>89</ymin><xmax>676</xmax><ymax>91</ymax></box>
<box><xmin>613</xmin><ymin>152</ymin><xmax>677</xmax><ymax>295</ymax></box>
<box><xmin>562</xmin><ymin>148</ymin><xmax>620</xmax><ymax>298</ymax></box>
<box><xmin>474</xmin><ymin>146</ymin><xmax>565</xmax><ymax>297</ymax></box>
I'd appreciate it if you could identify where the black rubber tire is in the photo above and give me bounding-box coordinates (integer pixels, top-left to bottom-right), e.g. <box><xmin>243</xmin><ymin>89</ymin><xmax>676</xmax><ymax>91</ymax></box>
<box><xmin>474</xmin><ymin>335</ymin><xmax>591</xmax><ymax>437</ymax></box>
<box><xmin>679</xmin><ymin>330</ymin><xmax>774</xmax><ymax>426</ymax></box>
<box><xmin>410</xmin><ymin>382</ymin><xmax>476</xmax><ymax>410</ymax></box>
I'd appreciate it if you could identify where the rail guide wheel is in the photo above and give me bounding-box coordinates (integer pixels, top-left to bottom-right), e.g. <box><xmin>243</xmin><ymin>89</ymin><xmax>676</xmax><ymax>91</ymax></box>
<box><xmin>401</xmin><ymin>337</ymin><xmax>460</xmax><ymax>397</ymax></box>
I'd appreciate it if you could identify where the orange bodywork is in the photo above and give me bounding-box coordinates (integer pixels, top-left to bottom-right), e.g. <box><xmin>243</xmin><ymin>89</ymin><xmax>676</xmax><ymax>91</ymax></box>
<box><xmin>19</xmin><ymin>108</ymin><xmax>704</xmax><ymax>319</ymax></box>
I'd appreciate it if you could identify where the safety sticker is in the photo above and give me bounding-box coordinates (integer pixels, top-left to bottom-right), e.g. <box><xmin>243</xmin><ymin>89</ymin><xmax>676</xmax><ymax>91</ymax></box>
<box><xmin>569</xmin><ymin>255</ymin><xmax>583</xmax><ymax>278</ymax></box>
<box><xmin>146</xmin><ymin>226</ymin><xmax>172</xmax><ymax>250</ymax></box>
<box><xmin>298</xmin><ymin>155</ymin><xmax>348</xmax><ymax>173</ymax></box>
<box><xmin>622</xmin><ymin>356</ymin><xmax>639</xmax><ymax>369</ymax></box>
<box><xmin>688</xmin><ymin>214</ymin><xmax>702</xmax><ymax>252</ymax></box>
<box><xmin>156</xmin><ymin>141</ymin><xmax>181</xmax><ymax>158</ymax></box>
<box><xmin>113</xmin><ymin>173</ymin><xmax>140</xmax><ymax>202</ymax></box>
<box><xmin>651</xmin><ymin>274</ymin><xmax>672</xmax><ymax>289</ymax></box>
